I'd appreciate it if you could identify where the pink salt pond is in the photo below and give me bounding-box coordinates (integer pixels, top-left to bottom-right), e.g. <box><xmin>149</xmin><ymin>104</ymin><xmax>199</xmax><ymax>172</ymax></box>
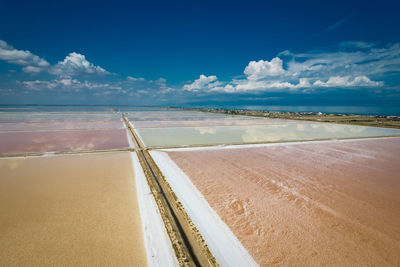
<box><xmin>0</xmin><ymin>129</ymin><xmax>130</xmax><ymax>155</ymax></box>
<box><xmin>0</xmin><ymin>117</ymin><xmax>120</xmax><ymax>123</ymax></box>
<box><xmin>0</xmin><ymin>121</ymin><xmax>124</xmax><ymax>131</ymax></box>
<box><xmin>166</xmin><ymin>137</ymin><xmax>400</xmax><ymax>266</ymax></box>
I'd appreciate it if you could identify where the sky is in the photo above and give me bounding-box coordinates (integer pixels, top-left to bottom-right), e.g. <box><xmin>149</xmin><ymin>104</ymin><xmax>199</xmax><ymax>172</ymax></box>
<box><xmin>1</xmin><ymin>0</ymin><xmax>400</xmax><ymax>111</ymax></box>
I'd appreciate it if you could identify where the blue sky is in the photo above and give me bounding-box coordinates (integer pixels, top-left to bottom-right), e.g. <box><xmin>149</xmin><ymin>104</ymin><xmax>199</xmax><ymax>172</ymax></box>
<box><xmin>1</xmin><ymin>0</ymin><xmax>400</xmax><ymax>109</ymax></box>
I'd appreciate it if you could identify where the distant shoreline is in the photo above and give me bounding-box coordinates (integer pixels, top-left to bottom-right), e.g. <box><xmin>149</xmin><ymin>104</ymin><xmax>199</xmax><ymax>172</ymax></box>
<box><xmin>0</xmin><ymin>104</ymin><xmax>399</xmax><ymax>115</ymax></box>
<box><xmin>176</xmin><ymin>107</ymin><xmax>400</xmax><ymax>129</ymax></box>
<box><xmin>0</xmin><ymin>104</ymin><xmax>399</xmax><ymax>129</ymax></box>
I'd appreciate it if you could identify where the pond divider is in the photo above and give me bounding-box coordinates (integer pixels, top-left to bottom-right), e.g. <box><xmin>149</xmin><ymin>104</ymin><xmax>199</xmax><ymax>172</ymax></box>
<box><xmin>122</xmin><ymin>114</ymin><xmax>218</xmax><ymax>267</ymax></box>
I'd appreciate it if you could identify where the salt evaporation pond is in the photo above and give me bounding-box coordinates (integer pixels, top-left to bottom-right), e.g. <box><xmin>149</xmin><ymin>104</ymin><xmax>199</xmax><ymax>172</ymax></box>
<box><xmin>0</xmin><ymin>129</ymin><xmax>130</xmax><ymax>154</ymax></box>
<box><xmin>163</xmin><ymin>137</ymin><xmax>400</xmax><ymax>266</ymax></box>
<box><xmin>126</xmin><ymin>110</ymin><xmax>249</xmax><ymax>121</ymax></box>
<box><xmin>0</xmin><ymin>120</ymin><xmax>124</xmax><ymax>131</ymax></box>
<box><xmin>0</xmin><ymin>152</ymin><xmax>147</xmax><ymax>266</ymax></box>
<box><xmin>0</xmin><ymin>112</ymin><xmax>121</xmax><ymax>123</ymax></box>
<box><xmin>133</xmin><ymin>118</ymin><xmax>312</xmax><ymax>128</ymax></box>
<box><xmin>0</xmin><ymin>117</ymin><xmax>121</xmax><ymax>123</ymax></box>
<box><xmin>136</xmin><ymin>123</ymin><xmax>400</xmax><ymax>148</ymax></box>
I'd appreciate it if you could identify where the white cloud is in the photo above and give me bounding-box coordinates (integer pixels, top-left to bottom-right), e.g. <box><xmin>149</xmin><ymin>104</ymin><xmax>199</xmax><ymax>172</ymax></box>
<box><xmin>217</xmin><ymin>78</ymin><xmax>310</xmax><ymax>93</ymax></box>
<box><xmin>1</xmin><ymin>40</ymin><xmax>175</xmax><ymax>98</ymax></box>
<box><xmin>0</xmin><ymin>40</ymin><xmax>50</xmax><ymax>73</ymax></box>
<box><xmin>313</xmin><ymin>75</ymin><xmax>383</xmax><ymax>87</ymax></box>
<box><xmin>20</xmin><ymin>74</ymin><xmax>173</xmax><ymax>97</ymax></box>
<box><xmin>22</xmin><ymin>80</ymin><xmax>58</xmax><ymax>90</ymax></box>
<box><xmin>0</xmin><ymin>40</ymin><xmax>110</xmax><ymax>77</ymax></box>
<box><xmin>127</xmin><ymin>76</ymin><xmax>145</xmax><ymax>81</ymax></box>
<box><xmin>283</xmin><ymin>43</ymin><xmax>400</xmax><ymax>78</ymax></box>
<box><xmin>183</xmin><ymin>41</ymin><xmax>399</xmax><ymax>93</ymax></box>
<box><xmin>233</xmin><ymin>80</ymin><xmax>294</xmax><ymax>91</ymax></box>
<box><xmin>244</xmin><ymin>57</ymin><xmax>285</xmax><ymax>80</ymax></box>
<box><xmin>296</xmin><ymin>78</ymin><xmax>311</xmax><ymax>88</ymax></box>
<box><xmin>3</xmin><ymin>39</ymin><xmax>398</xmax><ymax>98</ymax></box>
<box><xmin>183</xmin><ymin>74</ymin><xmax>219</xmax><ymax>91</ymax></box>
<box><xmin>49</xmin><ymin>52</ymin><xmax>109</xmax><ymax>76</ymax></box>
<box><xmin>22</xmin><ymin>77</ymin><xmax>113</xmax><ymax>92</ymax></box>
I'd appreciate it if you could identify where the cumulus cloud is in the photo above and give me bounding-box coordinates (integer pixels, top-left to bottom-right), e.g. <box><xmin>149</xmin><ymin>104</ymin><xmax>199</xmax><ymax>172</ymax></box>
<box><xmin>21</xmin><ymin>74</ymin><xmax>173</xmax><ymax>98</ymax></box>
<box><xmin>1</xmin><ymin>40</ymin><xmax>175</xmax><ymax>99</ymax></box>
<box><xmin>49</xmin><ymin>52</ymin><xmax>109</xmax><ymax>76</ymax></box>
<box><xmin>3</xmin><ymin>38</ymin><xmax>399</xmax><ymax>98</ymax></box>
<box><xmin>23</xmin><ymin>80</ymin><xmax>59</xmax><ymax>90</ymax></box>
<box><xmin>0</xmin><ymin>40</ymin><xmax>50</xmax><ymax>73</ymax></box>
<box><xmin>233</xmin><ymin>80</ymin><xmax>292</xmax><ymax>91</ymax></box>
<box><xmin>183</xmin><ymin>41</ymin><xmax>400</xmax><ymax>93</ymax></box>
<box><xmin>21</xmin><ymin>77</ymin><xmax>119</xmax><ymax>92</ymax></box>
<box><xmin>183</xmin><ymin>74</ymin><xmax>219</xmax><ymax>91</ymax></box>
<box><xmin>244</xmin><ymin>57</ymin><xmax>286</xmax><ymax>80</ymax></box>
<box><xmin>23</xmin><ymin>78</ymin><xmax>82</xmax><ymax>91</ymax></box>
<box><xmin>222</xmin><ymin>78</ymin><xmax>311</xmax><ymax>93</ymax></box>
<box><xmin>313</xmin><ymin>75</ymin><xmax>383</xmax><ymax>87</ymax></box>
<box><xmin>0</xmin><ymin>40</ymin><xmax>110</xmax><ymax>77</ymax></box>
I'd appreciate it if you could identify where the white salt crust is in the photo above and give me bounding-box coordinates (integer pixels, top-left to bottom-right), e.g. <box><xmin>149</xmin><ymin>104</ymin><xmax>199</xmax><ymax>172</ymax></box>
<box><xmin>150</xmin><ymin>150</ymin><xmax>259</xmax><ymax>267</ymax></box>
<box><xmin>131</xmin><ymin>152</ymin><xmax>178</xmax><ymax>267</ymax></box>
<box><xmin>158</xmin><ymin>136</ymin><xmax>400</xmax><ymax>152</ymax></box>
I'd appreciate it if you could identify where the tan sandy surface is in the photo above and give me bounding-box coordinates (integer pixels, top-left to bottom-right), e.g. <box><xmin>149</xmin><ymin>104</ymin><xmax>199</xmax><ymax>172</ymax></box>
<box><xmin>167</xmin><ymin>138</ymin><xmax>400</xmax><ymax>266</ymax></box>
<box><xmin>0</xmin><ymin>129</ymin><xmax>129</xmax><ymax>154</ymax></box>
<box><xmin>0</xmin><ymin>152</ymin><xmax>147</xmax><ymax>266</ymax></box>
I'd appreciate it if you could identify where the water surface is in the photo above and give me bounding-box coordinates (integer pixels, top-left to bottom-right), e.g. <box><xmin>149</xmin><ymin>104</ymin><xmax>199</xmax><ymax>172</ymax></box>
<box><xmin>137</xmin><ymin>123</ymin><xmax>400</xmax><ymax>148</ymax></box>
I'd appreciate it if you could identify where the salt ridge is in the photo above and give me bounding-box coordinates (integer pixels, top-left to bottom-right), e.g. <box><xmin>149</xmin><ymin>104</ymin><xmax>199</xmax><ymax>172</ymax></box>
<box><xmin>150</xmin><ymin>150</ymin><xmax>259</xmax><ymax>267</ymax></box>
